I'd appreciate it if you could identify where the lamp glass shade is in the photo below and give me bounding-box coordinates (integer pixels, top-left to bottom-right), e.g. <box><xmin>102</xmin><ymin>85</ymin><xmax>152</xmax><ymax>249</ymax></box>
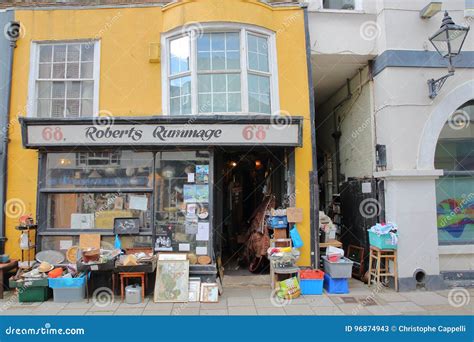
<box><xmin>429</xmin><ymin>12</ymin><xmax>470</xmax><ymax>58</ymax></box>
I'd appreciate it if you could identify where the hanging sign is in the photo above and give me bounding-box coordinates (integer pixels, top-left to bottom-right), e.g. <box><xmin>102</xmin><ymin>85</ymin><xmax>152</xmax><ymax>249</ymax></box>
<box><xmin>21</xmin><ymin>118</ymin><xmax>303</xmax><ymax>147</ymax></box>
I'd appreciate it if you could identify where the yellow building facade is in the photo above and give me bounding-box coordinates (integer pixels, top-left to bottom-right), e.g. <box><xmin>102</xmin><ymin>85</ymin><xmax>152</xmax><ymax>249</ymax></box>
<box><xmin>5</xmin><ymin>0</ymin><xmax>316</xmax><ymax>274</ymax></box>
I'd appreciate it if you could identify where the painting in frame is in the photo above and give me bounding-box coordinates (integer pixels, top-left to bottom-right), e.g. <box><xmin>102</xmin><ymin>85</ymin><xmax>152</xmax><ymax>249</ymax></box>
<box><xmin>154</xmin><ymin>259</ymin><xmax>189</xmax><ymax>302</ymax></box>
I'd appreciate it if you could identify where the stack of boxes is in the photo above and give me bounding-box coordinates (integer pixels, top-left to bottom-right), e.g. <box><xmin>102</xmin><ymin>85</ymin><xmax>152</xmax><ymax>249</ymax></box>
<box><xmin>322</xmin><ymin>250</ymin><xmax>353</xmax><ymax>294</ymax></box>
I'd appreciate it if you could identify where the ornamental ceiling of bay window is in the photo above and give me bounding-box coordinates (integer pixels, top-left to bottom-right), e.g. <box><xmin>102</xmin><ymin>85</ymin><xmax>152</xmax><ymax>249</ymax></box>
<box><xmin>162</xmin><ymin>24</ymin><xmax>279</xmax><ymax>116</ymax></box>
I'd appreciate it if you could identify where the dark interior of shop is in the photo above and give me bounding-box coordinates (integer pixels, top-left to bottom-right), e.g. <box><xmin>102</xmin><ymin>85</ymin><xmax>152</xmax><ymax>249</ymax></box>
<box><xmin>214</xmin><ymin>148</ymin><xmax>286</xmax><ymax>277</ymax></box>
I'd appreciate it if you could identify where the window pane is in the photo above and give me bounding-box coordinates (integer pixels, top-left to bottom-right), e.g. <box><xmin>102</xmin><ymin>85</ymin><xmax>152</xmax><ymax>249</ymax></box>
<box><xmin>81</xmin><ymin>99</ymin><xmax>93</xmax><ymax>116</ymax></box>
<box><xmin>169</xmin><ymin>76</ymin><xmax>191</xmax><ymax>115</ymax></box>
<box><xmin>53</xmin><ymin>45</ymin><xmax>66</xmax><ymax>62</ymax></box>
<box><xmin>197</xmin><ymin>34</ymin><xmax>210</xmax><ymax>52</ymax></box>
<box><xmin>81</xmin><ymin>62</ymin><xmax>94</xmax><ymax>78</ymax></box>
<box><xmin>46</xmin><ymin>152</ymin><xmax>154</xmax><ymax>188</ymax></box>
<box><xmin>38</xmin><ymin>63</ymin><xmax>52</xmax><ymax>79</ymax></box>
<box><xmin>182</xmin><ymin>95</ymin><xmax>191</xmax><ymax>115</ymax></box>
<box><xmin>228</xmin><ymin>93</ymin><xmax>241</xmax><ymax>112</ymax></box>
<box><xmin>82</xmin><ymin>81</ymin><xmax>94</xmax><ymax>98</ymax></box>
<box><xmin>51</xmin><ymin>100</ymin><xmax>65</xmax><ymax>118</ymax></box>
<box><xmin>67</xmin><ymin>44</ymin><xmax>80</xmax><ymax>62</ymax></box>
<box><xmin>198</xmin><ymin>74</ymin><xmax>211</xmax><ymax>93</ymax></box>
<box><xmin>46</xmin><ymin>192</ymin><xmax>152</xmax><ymax>230</ymax></box>
<box><xmin>66</xmin><ymin>99</ymin><xmax>80</xmax><ymax>117</ymax></box>
<box><xmin>248</xmin><ymin>74</ymin><xmax>259</xmax><ymax>93</ymax></box>
<box><xmin>170</xmin><ymin>35</ymin><xmax>190</xmax><ymax>75</ymax></box>
<box><xmin>40</xmin><ymin>45</ymin><xmax>52</xmax><ymax>63</ymax></box>
<box><xmin>52</xmin><ymin>63</ymin><xmax>65</xmax><ymax>78</ymax></box>
<box><xmin>154</xmin><ymin>151</ymin><xmax>211</xmax><ymax>255</ymax></box>
<box><xmin>198</xmin><ymin>94</ymin><xmax>212</xmax><ymax>113</ymax></box>
<box><xmin>226</xmin><ymin>33</ymin><xmax>239</xmax><ymax>50</ymax></box>
<box><xmin>212</xmin><ymin>51</ymin><xmax>225</xmax><ymax>70</ymax></box>
<box><xmin>37</xmin><ymin>99</ymin><xmax>51</xmax><ymax>118</ymax></box>
<box><xmin>213</xmin><ymin>93</ymin><xmax>226</xmax><ymax>112</ymax></box>
<box><xmin>226</xmin><ymin>51</ymin><xmax>240</xmax><ymax>69</ymax></box>
<box><xmin>197</xmin><ymin>51</ymin><xmax>211</xmax><ymax>70</ymax></box>
<box><xmin>170</xmin><ymin>98</ymin><xmax>180</xmax><ymax>115</ymax></box>
<box><xmin>66</xmin><ymin>62</ymin><xmax>79</xmax><ymax>78</ymax></box>
<box><xmin>211</xmin><ymin>33</ymin><xmax>225</xmax><ymax>50</ymax></box>
<box><xmin>436</xmin><ymin>176</ymin><xmax>474</xmax><ymax>244</ymax></box>
<box><xmin>247</xmin><ymin>34</ymin><xmax>269</xmax><ymax>72</ymax></box>
<box><xmin>212</xmin><ymin>74</ymin><xmax>226</xmax><ymax>91</ymax></box>
<box><xmin>38</xmin><ymin>81</ymin><xmax>51</xmax><ymax>99</ymax></box>
<box><xmin>228</xmin><ymin>74</ymin><xmax>240</xmax><ymax>92</ymax></box>
<box><xmin>248</xmin><ymin>74</ymin><xmax>270</xmax><ymax>114</ymax></box>
<box><xmin>52</xmin><ymin>81</ymin><xmax>65</xmax><ymax>98</ymax></box>
<box><xmin>66</xmin><ymin>81</ymin><xmax>81</xmax><ymax>98</ymax></box>
<box><xmin>81</xmin><ymin>44</ymin><xmax>94</xmax><ymax>62</ymax></box>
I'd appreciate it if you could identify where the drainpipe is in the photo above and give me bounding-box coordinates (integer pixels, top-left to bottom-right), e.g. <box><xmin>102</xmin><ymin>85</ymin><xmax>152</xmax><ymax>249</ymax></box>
<box><xmin>0</xmin><ymin>17</ymin><xmax>19</xmax><ymax>254</ymax></box>
<box><xmin>302</xmin><ymin>4</ymin><xmax>320</xmax><ymax>269</ymax></box>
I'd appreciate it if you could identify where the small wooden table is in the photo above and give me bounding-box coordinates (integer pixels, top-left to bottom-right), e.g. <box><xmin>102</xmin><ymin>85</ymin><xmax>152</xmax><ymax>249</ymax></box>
<box><xmin>319</xmin><ymin>240</ymin><xmax>343</xmax><ymax>248</ymax></box>
<box><xmin>0</xmin><ymin>260</ymin><xmax>18</xmax><ymax>299</ymax></box>
<box><xmin>119</xmin><ymin>272</ymin><xmax>146</xmax><ymax>302</ymax></box>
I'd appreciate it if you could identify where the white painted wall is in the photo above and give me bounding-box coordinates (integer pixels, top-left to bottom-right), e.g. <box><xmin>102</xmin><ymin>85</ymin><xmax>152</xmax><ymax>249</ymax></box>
<box><xmin>312</xmin><ymin>0</ymin><xmax>474</xmax><ymax>283</ymax></box>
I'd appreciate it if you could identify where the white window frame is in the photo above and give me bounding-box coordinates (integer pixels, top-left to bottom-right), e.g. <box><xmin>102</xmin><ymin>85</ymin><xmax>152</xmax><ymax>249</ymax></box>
<box><xmin>162</xmin><ymin>23</ymin><xmax>279</xmax><ymax>116</ymax></box>
<box><xmin>27</xmin><ymin>40</ymin><xmax>101</xmax><ymax>118</ymax></box>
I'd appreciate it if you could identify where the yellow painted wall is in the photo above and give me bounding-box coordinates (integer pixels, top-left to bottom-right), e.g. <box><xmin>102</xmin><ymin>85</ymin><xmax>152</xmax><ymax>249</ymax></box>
<box><xmin>8</xmin><ymin>0</ymin><xmax>313</xmax><ymax>265</ymax></box>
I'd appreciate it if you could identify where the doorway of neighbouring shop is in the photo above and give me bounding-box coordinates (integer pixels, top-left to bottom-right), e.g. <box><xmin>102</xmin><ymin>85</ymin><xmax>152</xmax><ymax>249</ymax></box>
<box><xmin>213</xmin><ymin>148</ymin><xmax>288</xmax><ymax>279</ymax></box>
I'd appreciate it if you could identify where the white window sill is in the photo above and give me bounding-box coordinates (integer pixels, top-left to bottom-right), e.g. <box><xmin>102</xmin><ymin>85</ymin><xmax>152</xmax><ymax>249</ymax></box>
<box><xmin>439</xmin><ymin>245</ymin><xmax>474</xmax><ymax>255</ymax></box>
<box><xmin>310</xmin><ymin>8</ymin><xmax>366</xmax><ymax>14</ymax></box>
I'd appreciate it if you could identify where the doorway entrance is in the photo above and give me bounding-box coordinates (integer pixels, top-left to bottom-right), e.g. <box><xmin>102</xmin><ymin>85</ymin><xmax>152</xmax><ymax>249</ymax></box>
<box><xmin>214</xmin><ymin>148</ymin><xmax>288</xmax><ymax>278</ymax></box>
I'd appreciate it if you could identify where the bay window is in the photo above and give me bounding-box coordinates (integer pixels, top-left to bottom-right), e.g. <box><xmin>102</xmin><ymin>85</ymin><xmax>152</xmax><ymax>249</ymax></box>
<box><xmin>164</xmin><ymin>25</ymin><xmax>278</xmax><ymax>115</ymax></box>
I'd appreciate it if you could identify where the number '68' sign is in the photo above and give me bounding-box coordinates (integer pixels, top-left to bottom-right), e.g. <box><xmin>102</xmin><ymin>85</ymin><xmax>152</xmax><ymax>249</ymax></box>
<box><xmin>241</xmin><ymin>125</ymin><xmax>268</xmax><ymax>141</ymax></box>
<box><xmin>41</xmin><ymin>127</ymin><xmax>64</xmax><ymax>141</ymax></box>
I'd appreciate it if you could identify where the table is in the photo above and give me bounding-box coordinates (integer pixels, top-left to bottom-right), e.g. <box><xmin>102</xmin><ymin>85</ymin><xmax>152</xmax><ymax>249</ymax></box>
<box><xmin>319</xmin><ymin>240</ymin><xmax>343</xmax><ymax>248</ymax></box>
<box><xmin>0</xmin><ymin>260</ymin><xmax>18</xmax><ymax>299</ymax></box>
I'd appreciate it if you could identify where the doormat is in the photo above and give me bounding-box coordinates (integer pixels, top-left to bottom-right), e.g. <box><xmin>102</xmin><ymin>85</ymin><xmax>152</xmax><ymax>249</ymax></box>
<box><xmin>340</xmin><ymin>297</ymin><xmax>357</xmax><ymax>304</ymax></box>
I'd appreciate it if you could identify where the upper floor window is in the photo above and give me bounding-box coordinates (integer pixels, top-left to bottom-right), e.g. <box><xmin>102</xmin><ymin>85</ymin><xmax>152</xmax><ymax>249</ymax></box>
<box><xmin>323</xmin><ymin>0</ymin><xmax>361</xmax><ymax>10</ymax></box>
<box><xmin>29</xmin><ymin>41</ymin><xmax>100</xmax><ymax>118</ymax></box>
<box><xmin>164</xmin><ymin>25</ymin><xmax>278</xmax><ymax>115</ymax></box>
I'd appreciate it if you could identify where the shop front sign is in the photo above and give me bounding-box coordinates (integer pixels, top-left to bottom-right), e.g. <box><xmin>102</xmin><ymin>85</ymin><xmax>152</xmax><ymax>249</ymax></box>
<box><xmin>20</xmin><ymin>117</ymin><xmax>303</xmax><ymax>147</ymax></box>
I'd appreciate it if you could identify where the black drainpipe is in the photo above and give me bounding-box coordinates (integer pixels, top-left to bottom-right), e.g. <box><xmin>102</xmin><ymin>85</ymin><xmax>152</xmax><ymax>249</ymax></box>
<box><xmin>0</xmin><ymin>19</ymin><xmax>20</xmax><ymax>255</ymax></box>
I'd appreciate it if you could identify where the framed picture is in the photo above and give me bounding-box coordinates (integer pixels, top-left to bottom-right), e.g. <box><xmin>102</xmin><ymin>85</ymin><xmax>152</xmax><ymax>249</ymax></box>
<box><xmin>157</xmin><ymin>253</ymin><xmax>187</xmax><ymax>261</ymax></box>
<box><xmin>155</xmin><ymin>233</ymin><xmax>173</xmax><ymax>252</ymax></box>
<box><xmin>188</xmin><ymin>277</ymin><xmax>201</xmax><ymax>302</ymax></box>
<box><xmin>113</xmin><ymin>217</ymin><xmax>140</xmax><ymax>234</ymax></box>
<box><xmin>154</xmin><ymin>260</ymin><xmax>189</xmax><ymax>302</ymax></box>
<box><xmin>200</xmin><ymin>282</ymin><xmax>219</xmax><ymax>302</ymax></box>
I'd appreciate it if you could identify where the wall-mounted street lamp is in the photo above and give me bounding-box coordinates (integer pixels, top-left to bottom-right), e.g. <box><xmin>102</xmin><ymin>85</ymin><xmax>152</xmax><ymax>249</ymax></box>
<box><xmin>428</xmin><ymin>11</ymin><xmax>470</xmax><ymax>99</ymax></box>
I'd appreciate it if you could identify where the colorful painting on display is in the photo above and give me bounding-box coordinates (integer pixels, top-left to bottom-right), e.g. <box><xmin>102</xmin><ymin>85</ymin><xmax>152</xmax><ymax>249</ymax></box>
<box><xmin>437</xmin><ymin>196</ymin><xmax>474</xmax><ymax>239</ymax></box>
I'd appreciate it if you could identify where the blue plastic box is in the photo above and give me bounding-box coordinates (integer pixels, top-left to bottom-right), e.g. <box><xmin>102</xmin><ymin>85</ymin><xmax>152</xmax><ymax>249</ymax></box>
<box><xmin>368</xmin><ymin>231</ymin><xmax>397</xmax><ymax>250</ymax></box>
<box><xmin>48</xmin><ymin>274</ymin><xmax>87</xmax><ymax>303</ymax></box>
<box><xmin>300</xmin><ymin>278</ymin><xmax>324</xmax><ymax>295</ymax></box>
<box><xmin>323</xmin><ymin>273</ymin><xmax>349</xmax><ymax>294</ymax></box>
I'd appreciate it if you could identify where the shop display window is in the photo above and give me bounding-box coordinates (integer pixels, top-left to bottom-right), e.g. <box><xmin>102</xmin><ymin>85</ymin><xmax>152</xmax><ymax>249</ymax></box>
<box><xmin>46</xmin><ymin>192</ymin><xmax>152</xmax><ymax>230</ymax></box>
<box><xmin>154</xmin><ymin>151</ymin><xmax>211</xmax><ymax>257</ymax></box>
<box><xmin>435</xmin><ymin>101</ymin><xmax>474</xmax><ymax>245</ymax></box>
<box><xmin>45</xmin><ymin>151</ymin><xmax>153</xmax><ymax>189</ymax></box>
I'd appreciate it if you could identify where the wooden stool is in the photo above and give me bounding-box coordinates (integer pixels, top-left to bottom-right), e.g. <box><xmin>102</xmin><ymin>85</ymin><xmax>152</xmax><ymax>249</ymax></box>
<box><xmin>368</xmin><ymin>246</ymin><xmax>398</xmax><ymax>292</ymax></box>
<box><xmin>119</xmin><ymin>272</ymin><xmax>146</xmax><ymax>301</ymax></box>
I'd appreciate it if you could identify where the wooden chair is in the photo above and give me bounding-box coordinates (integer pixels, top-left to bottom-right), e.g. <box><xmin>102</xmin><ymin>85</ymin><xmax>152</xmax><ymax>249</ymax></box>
<box><xmin>367</xmin><ymin>246</ymin><xmax>398</xmax><ymax>292</ymax></box>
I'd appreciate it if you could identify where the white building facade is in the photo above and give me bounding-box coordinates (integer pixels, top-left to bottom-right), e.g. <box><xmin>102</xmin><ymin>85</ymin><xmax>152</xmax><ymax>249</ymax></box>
<box><xmin>307</xmin><ymin>0</ymin><xmax>473</xmax><ymax>290</ymax></box>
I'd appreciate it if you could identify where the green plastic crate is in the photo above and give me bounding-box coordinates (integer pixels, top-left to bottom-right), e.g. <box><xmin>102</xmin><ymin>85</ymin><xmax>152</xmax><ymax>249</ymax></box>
<box><xmin>18</xmin><ymin>286</ymin><xmax>50</xmax><ymax>303</ymax></box>
<box><xmin>9</xmin><ymin>278</ymin><xmax>51</xmax><ymax>303</ymax></box>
